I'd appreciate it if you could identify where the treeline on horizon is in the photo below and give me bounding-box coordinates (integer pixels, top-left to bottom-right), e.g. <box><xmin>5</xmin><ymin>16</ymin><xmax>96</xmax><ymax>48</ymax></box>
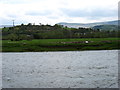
<box><xmin>2</xmin><ymin>23</ymin><xmax>120</xmax><ymax>41</ymax></box>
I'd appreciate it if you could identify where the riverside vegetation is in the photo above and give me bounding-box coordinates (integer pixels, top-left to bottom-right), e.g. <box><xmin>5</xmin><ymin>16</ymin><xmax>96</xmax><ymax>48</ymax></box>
<box><xmin>1</xmin><ymin>23</ymin><xmax>120</xmax><ymax>52</ymax></box>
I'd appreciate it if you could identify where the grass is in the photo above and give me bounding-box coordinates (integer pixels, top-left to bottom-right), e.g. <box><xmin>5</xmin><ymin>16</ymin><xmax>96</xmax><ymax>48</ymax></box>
<box><xmin>2</xmin><ymin>38</ymin><xmax>120</xmax><ymax>52</ymax></box>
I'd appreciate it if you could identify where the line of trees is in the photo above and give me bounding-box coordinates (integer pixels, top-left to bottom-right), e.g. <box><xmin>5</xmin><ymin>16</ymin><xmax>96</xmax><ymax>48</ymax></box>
<box><xmin>2</xmin><ymin>23</ymin><xmax>120</xmax><ymax>41</ymax></box>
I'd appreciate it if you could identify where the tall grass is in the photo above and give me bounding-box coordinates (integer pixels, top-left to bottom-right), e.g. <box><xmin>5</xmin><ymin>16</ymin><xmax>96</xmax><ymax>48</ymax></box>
<box><xmin>2</xmin><ymin>38</ymin><xmax>120</xmax><ymax>52</ymax></box>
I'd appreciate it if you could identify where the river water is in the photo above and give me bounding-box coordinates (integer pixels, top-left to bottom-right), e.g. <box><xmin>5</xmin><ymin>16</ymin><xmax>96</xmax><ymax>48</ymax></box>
<box><xmin>2</xmin><ymin>50</ymin><xmax>119</xmax><ymax>88</ymax></box>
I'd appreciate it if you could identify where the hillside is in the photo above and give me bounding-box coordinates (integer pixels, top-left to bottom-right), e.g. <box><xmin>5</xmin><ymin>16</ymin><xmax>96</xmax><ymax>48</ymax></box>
<box><xmin>92</xmin><ymin>25</ymin><xmax>118</xmax><ymax>31</ymax></box>
<box><xmin>57</xmin><ymin>20</ymin><xmax>119</xmax><ymax>29</ymax></box>
<box><xmin>2</xmin><ymin>23</ymin><xmax>119</xmax><ymax>41</ymax></box>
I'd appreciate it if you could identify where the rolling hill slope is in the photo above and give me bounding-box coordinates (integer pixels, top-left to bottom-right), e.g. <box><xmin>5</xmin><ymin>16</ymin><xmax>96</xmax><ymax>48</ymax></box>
<box><xmin>57</xmin><ymin>20</ymin><xmax>119</xmax><ymax>30</ymax></box>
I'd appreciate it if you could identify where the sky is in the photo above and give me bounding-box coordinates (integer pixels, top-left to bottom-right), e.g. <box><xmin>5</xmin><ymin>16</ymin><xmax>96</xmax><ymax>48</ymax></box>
<box><xmin>0</xmin><ymin>0</ymin><xmax>119</xmax><ymax>25</ymax></box>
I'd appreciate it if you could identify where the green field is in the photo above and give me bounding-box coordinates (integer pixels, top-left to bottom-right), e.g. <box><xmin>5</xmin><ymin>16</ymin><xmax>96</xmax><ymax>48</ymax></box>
<box><xmin>1</xmin><ymin>38</ymin><xmax>120</xmax><ymax>52</ymax></box>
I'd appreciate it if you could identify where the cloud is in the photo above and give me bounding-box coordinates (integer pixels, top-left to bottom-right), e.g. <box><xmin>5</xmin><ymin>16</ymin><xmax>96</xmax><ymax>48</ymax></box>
<box><xmin>25</xmin><ymin>11</ymin><xmax>52</xmax><ymax>16</ymax></box>
<box><xmin>0</xmin><ymin>0</ymin><xmax>119</xmax><ymax>25</ymax></box>
<box><xmin>0</xmin><ymin>17</ymin><xmax>27</xmax><ymax>25</ymax></box>
<box><xmin>0</xmin><ymin>0</ymin><xmax>46</xmax><ymax>4</ymax></box>
<box><xmin>60</xmin><ymin>6</ymin><xmax>117</xmax><ymax>18</ymax></box>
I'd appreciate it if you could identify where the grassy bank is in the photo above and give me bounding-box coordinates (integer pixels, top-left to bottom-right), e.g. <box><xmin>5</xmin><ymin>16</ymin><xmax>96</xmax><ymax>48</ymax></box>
<box><xmin>2</xmin><ymin>38</ymin><xmax>120</xmax><ymax>52</ymax></box>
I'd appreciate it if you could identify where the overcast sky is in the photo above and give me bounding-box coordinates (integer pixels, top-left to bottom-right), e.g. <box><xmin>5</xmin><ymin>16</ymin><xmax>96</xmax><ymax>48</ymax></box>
<box><xmin>0</xmin><ymin>0</ymin><xmax>119</xmax><ymax>25</ymax></box>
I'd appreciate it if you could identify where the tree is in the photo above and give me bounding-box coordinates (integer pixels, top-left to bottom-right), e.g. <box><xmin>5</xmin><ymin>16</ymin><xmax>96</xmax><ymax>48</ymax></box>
<box><xmin>8</xmin><ymin>34</ymin><xmax>18</xmax><ymax>41</ymax></box>
<box><xmin>27</xmin><ymin>23</ymin><xmax>32</xmax><ymax>26</ymax></box>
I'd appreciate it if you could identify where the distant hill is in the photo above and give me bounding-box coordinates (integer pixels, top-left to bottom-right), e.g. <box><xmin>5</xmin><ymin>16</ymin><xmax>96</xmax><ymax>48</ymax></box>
<box><xmin>0</xmin><ymin>25</ymin><xmax>13</xmax><ymax>28</ymax></box>
<box><xmin>57</xmin><ymin>20</ymin><xmax>119</xmax><ymax>29</ymax></box>
<box><xmin>92</xmin><ymin>25</ymin><xmax>118</xmax><ymax>31</ymax></box>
